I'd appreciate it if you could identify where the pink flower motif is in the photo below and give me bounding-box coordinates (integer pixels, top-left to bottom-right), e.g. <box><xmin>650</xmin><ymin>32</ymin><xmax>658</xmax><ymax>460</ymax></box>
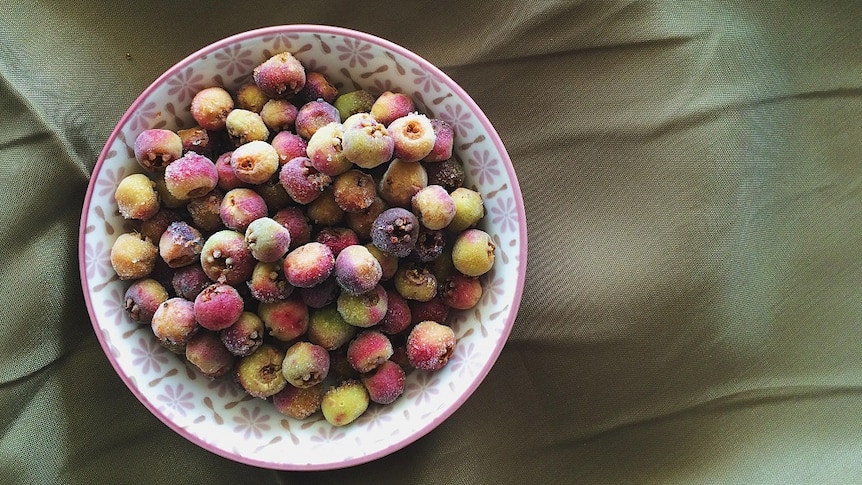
<box><xmin>480</xmin><ymin>269</ymin><xmax>505</xmax><ymax>306</ymax></box>
<box><xmin>262</xmin><ymin>33</ymin><xmax>299</xmax><ymax>51</ymax></box>
<box><xmin>131</xmin><ymin>337</ymin><xmax>170</xmax><ymax>374</ymax></box>
<box><xmin>438</xmin><ymin>103</ymin><xmax>474</xmax><ymax>139</ymax></box>
<box><xmin>301</xmin><ymin>57</ymin><xmax>328</xmax><ymax>74</ymax></box>
<box><xmin>214</xmin><ymin>43</ymin><xmax>255</xmax><ymax>77</ymax></box>
<box><xmin>233</xmin><ymin>406</ymin><xmax>270</xmax><ymax>440</ymax></box>
<box><xmin>356</xmin><ymin>405</ymin><xmax>393</xmax><ymax>431</ymax></box>
<box><xmin>208</xmin><ymin>377</ymin><xmax>242</xmax><ymax>399</ymax></box>
<box><xmin>369</xmin><ymin>78</ymin><xmax>401</xmax><ymax>97</ymax></box>
<box><xmin>490</xmin><ymin>196</ymin><xmax>517</xmax><ymax>234</ymax></box>
<box><xmin>310</xmin><ymin>425</ymin><xmax>346</xmax><ymax>444</ymax></box>
<box><xmin>96</xmin><ymin>166</ymin><xmax>127</xmax><ymax>198</ymax></box>
<box><xmin>166</xmin><ymin>67</ymin><xmax>206</xmax><ymax>103</ymax></box>
<box><xmin>128</xmin><ymin>101</ymin><xmax>160</xmax><ymax>132</ymax></box>
<box><xmin>157</xmin><ymin>383</ymin><xmax>195</xmax><ymax>417</ymax></box>
<box><xmin>405</xmin><ymin>372</ymin><xmax>440</xmax><ymax>405</ymax></box>
<box><xmin>336</xmin><ymin>38</ymin><xmax>373</xmax><ymax>68</ymax></box>
<box><xmin>84</xmin><ymin>240</ymin><xmax>112</xmax><ymax>280</ymax></box>
<box><xmin>467</xmin><ymin>149</ymin><xmax>500</xmax><ymax>185</ymax></box>
<box><xmin>448</xmin><ymin>342</ymin><xmax>481</xmax><ymax>379</ymax></box>
<box><xmin>411</xmin><ymin>67</ymin><xmax>441</xmax><ymax>93</ymax></box>
<box><xmin>103</xmin><ymin>287</ymin><xmax>126</xmax><ymax>326</ymax></box>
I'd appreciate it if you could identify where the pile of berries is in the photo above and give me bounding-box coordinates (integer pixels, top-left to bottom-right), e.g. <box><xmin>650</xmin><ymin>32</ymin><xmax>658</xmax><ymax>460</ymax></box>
<box><xmin>110</xmin><ymin>51</ymin><xmax>495</xmax><ymax>426</ymax></box>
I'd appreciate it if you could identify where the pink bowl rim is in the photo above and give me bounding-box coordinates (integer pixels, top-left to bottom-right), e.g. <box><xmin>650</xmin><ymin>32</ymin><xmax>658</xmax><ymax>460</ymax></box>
<box><xmin>78</xmin><ymin>24</ymin><xmax>528</xmax><ymax>471</ymax></box>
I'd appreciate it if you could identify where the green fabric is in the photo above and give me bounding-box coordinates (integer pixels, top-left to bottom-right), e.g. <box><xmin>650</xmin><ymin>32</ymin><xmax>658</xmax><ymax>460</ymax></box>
<box><xmin>3</xmin><ymin>1</ymin><xmax>862</xmax><ymax>483</ymax></box>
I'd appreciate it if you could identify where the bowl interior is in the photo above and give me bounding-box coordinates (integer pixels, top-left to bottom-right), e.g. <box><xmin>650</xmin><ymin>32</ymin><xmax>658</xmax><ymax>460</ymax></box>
<box><xmin>80</xmin><ymin>25</ymin><xmax>527</xmax><ymax>470</ymax></box>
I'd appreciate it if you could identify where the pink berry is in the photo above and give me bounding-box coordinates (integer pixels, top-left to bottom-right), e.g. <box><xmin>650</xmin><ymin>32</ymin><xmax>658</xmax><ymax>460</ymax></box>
<box><xmin>272</xmin><ymin>206</ymin><xmax>312</xmax><ymax>249</ymax></box>
<box><xmin>219</xmin><ymin>188</ymin><xmax>268</xmax><ymax>232</ymax></box>
<box><xmin>258</xmin><ymin>296</ymin><xmax>309</xmax><ymax>342</ymax></box>
<box><xmin>215</xmin><ymin>151</ymin><xmax>248</xmax><ymax>191</ymax></box>
<box><xmin>283</xmin><ymin>242</ymin><xmax>335</xmax><ymax>288</ymax></box>
<box><xmin>334</xmin><ymin>245</ymin><xmax>382</xmax><ymax>296</ymax></box>
<box><xmin>295</xmin><ymin>99</ymin><xmax>340</xmax><ymax>140</ymax></box>
<box><xmin>253</xmin><ymin>51</ymin><xmax>306</xmax><ymax>99</ymax></box>
<box><xmin>151</xmin><ymin>297</ymin><xmax>199</xmax><ymax>352</ymax></box>
<box><xmin>190</xmin><ymin>86</ymin><xmax>234</xmax><ymax>131</ymax></box>
<box><xmin>271</xmin><ymin>131</ymin><xmax>308</xmax><ymax>165</ymax></box>
<box><xmin>278</xmin><ymin>156</ymin><xmax>332</xmax><ymax>205</ymax></box>
<box><xmin>361</xmin><ymin>360</ymin><xmax>406</xmax><ymax>405</ymax></box>
<box><xmin>185</xmin><ymin>330</ymin><xmax>236</xmax><ymax>379</ymax></box>
<box><xmin>409</xmin><ymin>296</ymin><xmax>450</xmax><ymax>326</ymax></box>
<box><xmin>406</xmin><ymin>321</ymin><xmax>456</xmax><ymax>371</ymax></box>
<box><xmin>194</xmin><ymin>283</ymin><xmax>244</xmax><ymax>331</ymax></box>
<box><xmin>200</xmin><ymin>229</ymin><xmax>255</xmax><ymax>286</ymax></box>
<box><xmin>171</xmin><ymin>264</ymin><xmax>211</xmax><ymax>301</ymax></box>
<box><xmin>123</xmin><ymin>278</ymin><xmax>169</xmax><ymax>325</ymax></box>
<box><xmin>316</xmin><ymin>226</ymin><xmax>359</xmax><ymax>257</ymax></box>
<box><xmin>163</xmin><ymin>151</ymin><xmax>219</xmax><ymax>200</ymax></box>
<box><xmin>370</xmin><ymin>91</ymin><xmax>415</xmax><ymax>126</ymax></box>
<box><xmin>379</xmin><ymin>290</ymin><xmax>411</xmax><ymax>335</ymax></box>
<box><xmin>423</xmin><ymin>119</ymin><xmax>454</xmax><ymax>162</ymax></box>
<box><xmin>133</xmin><ymin>129</ymin><xmax>183</xmax><ymax>172</ymax></box>
<box><xmin>440</xmin><ymin>273</ymin><xmax>483</xmax><ymax>310</ymax></box>
<box><xmin>347</xmin><ymin>330</ymin><xmax>393</xmax><ymax>373</ymax></box>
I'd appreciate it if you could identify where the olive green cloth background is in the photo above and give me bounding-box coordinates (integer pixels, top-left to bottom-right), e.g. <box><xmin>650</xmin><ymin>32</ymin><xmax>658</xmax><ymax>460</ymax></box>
<box><xmin>2</xmin><ymin>1</ymin><xmax>861</xmax><ymax>483</ymax></box>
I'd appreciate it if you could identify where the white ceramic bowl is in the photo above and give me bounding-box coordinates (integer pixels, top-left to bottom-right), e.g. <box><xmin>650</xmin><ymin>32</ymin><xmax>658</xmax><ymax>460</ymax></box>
<box><xmin>79</xmin><ymin>25</ymin><xmax>527</xmax><ymax>470</ymax></box>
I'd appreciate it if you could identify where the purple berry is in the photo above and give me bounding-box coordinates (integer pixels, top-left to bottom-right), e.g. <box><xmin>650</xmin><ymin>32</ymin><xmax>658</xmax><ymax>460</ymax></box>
<box><xmin>370</xmin><ymin>207</ymin><xmax>419</xmax><ymax>257</ymax></box>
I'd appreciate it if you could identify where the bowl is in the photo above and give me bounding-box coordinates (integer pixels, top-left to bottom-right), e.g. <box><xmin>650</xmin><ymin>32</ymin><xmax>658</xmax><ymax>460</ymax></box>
<box><xmin>79</xmin><ymin>25</ymin><xmax>527</xmax><ymax>470</ymax></box>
